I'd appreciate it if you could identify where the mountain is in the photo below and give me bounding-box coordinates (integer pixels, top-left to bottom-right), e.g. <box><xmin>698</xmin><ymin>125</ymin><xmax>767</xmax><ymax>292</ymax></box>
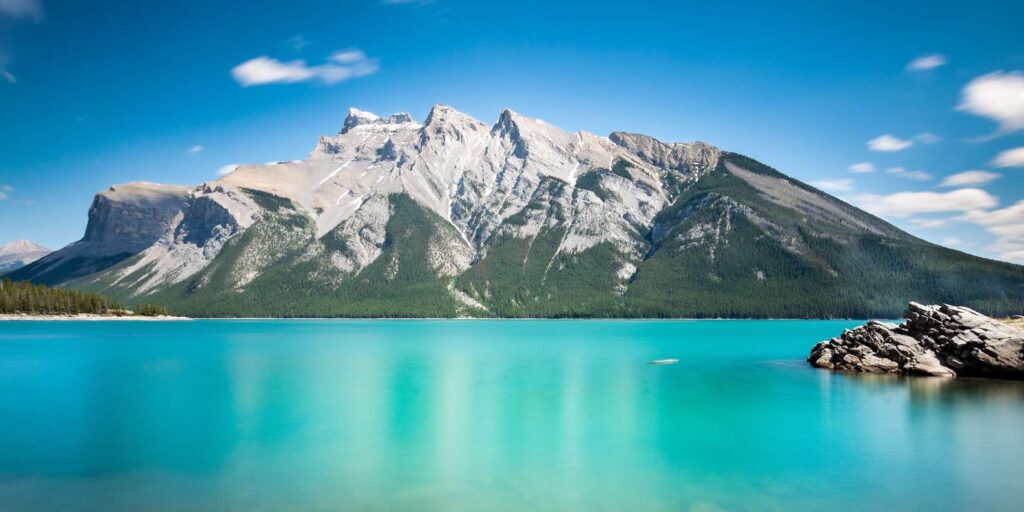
<box><xmin>0</xmin><ymin>240</ymin><xmax>51</xmax><ymax>274</ymax></box>
<box><xmin>9</xmin><ymin>105</ymin><xmax>1024</xmax><ymax>318</ymax></box>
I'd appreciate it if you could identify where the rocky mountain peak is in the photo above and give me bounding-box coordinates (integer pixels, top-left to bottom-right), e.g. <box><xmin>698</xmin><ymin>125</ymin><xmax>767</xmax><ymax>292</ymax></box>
<box><xmin>341</xmin><ymin>107</ymin><xmax>380</xmax><ymax>133</ymax></box>
<box><xmin>341</xmin><ymin>108</ymin><xmax>419</xmax><ymax>134</ymax></box>
<box><xmin>387</xmin><ymin>112</ymin><xmax>414</xmax><ymax>124</ymax></box>
<box><xmin>492</xmin><ymin>108</ymin><xmax>525</xmax><ymax>135</ymax></box>
<box><xmin>419</xmin><ymin>105</ymin><xmax>487</xmax><ymax>147</ymax></box>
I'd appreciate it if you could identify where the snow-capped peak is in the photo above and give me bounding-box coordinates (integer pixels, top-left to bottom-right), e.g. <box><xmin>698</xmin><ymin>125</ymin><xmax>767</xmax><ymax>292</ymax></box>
<box><xmin>0</xmin><ymin>239</ymin><xmax>52</xmax><ymax>273</ymax></box>
<box><xmin>341</xmin><ymin>108</ymin><xmax>420</xmax><ymax>134</ymax></box>
<box><xmin>0</xmin><ymin>239</ymin><xmax>49</xmax><ymax>256</ymax></box>
<box><xmin>342</xmin><ymin>107</ymin><xmax>380</xmax><ymax>130</ymax></box>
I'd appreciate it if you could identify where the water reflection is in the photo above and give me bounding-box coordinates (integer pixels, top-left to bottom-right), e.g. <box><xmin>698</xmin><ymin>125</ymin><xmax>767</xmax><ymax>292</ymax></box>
<box><xmin>835</xmin><ymin>371</ymin><xmax>1024</xmax><ymax>402</ymax></box>
<box><xmin>0</xmin><ymin>320</ymin><xmax>1022</xmax><ymax>511</ymax></box>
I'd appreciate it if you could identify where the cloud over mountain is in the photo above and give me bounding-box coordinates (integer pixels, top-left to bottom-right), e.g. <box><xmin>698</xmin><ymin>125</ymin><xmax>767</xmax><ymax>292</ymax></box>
<box><xmin>231</xmin><ymin>49</ymin><xmax>379</xmax><ymax>87</ymax></box>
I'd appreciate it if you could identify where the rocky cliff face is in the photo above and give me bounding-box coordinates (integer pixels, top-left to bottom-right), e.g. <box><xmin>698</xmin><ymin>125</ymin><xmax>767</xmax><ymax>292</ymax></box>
<box><xmin>11</xmin><ymin>105</ymin><xmax>1024</xmax><ymax>317</ymax></box>
<box><xmin>6</xmin><ymin>183</ymin><xmax>190</xmax><ymax>285</ymax></box>
<box><xmin>809</xmin><ymin>303</ymin><xmax>1024</xmax><ymax>379</ymax></box>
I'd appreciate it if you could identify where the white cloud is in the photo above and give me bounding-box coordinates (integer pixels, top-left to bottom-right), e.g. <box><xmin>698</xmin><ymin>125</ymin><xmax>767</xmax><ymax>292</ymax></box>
<box><xmin>0</xmin><ymin>184</ymin><xmax>11</xmax><ymax>200</ymax></box>
<box><xmin>958</xmin><ymin>202</ymin><xmax>1024</xmax><ymax>228</ymax></box>
<box><xmin>868</xmin><ymin>134</ymin><xmax>913</xmax><ymax>152</ymax></box>
<box><xmin>914</xmin><ymin>132</ymin><xmax>941</xmax><ymax>144</ymax></box>
<box><xmin>939</xmin><ymin>170</ymin><xmax>1001</xmax><ymax>187</ymax></box>
<box><xmin>941</xmin><ymin>237</ymin><xmax>971</xmax><ymax>248</ymax></box>
<box><xmin>231</xmin><ymin>49</ymin><xmax>379</xmax><ymax>87</ymax></box>
<box><xmin>958</xmin><ymin>201</ymin><xmax>1024</xmax><ymax>262</ymax></box>
<box><xmin>992</xmin><ymin>147</ymin><xmax>1024</xmax><ymax>168</ymax></box>
<box><xmin>0</xmin><ymin>0</ymin><xmax>42</xmax><ymax>21</ymax></box>
<box><xmin>329</xmin><ymin>49</ymin><xmax>366</xmax><ymax>64</ymax></box>
<box><xmin>187</xmin><ymin>145</ymin><xmax>204</xmax><ymax>154</ymax></box>
<box><xmin>0</xmin><ymin>191</ymin><xmax>6</xmax><ymax>200</ymax></box>
<box><xmin>907</xmin><ymin>53</ymin><xmax>947</xmax><ymax>71</ymax></box>
<box><xmin>217</xmin><ymin>164</ymin><xmax>240</xmax><ymax>176</ymax></box>
<box><xmin>811</xmin><ymin>178</ymin><xmax>854</xmax><ymax>192</ymax></box>
<box><xmin>956</xmin><ymin>71</ymin><xmax>1024</xmax><ymax>135</ymax></box>
<box><xmin>1</xmin><ymin>68</ymin><xmax>15</xmax><ymax>84</ymax></box>
<box><xmin>908</xmin><ymin>217</ymin><xmax>949</xmax><ymax>228</ymax></box>
<box><xmin>231</xmin><ymin>57</ymin><xmax>315</xmax><ymax>86</ymax></box>
<box><xmin>849</xmin><ymin>162</ymin><xmax>875</xmax><ymax>173</ymax></box>
<box><xmin>885</xmin><ymin>167</ymin><xmax>932</xmax><ymax>181</ymax></box>
<box><xmin>855</xmin><ymin>188</ymin><xmax>997</xmax><ymax>217</ymax></box>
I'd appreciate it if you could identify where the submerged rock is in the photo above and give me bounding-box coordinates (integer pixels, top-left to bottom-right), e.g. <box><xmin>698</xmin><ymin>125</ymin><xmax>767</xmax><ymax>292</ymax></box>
<box><xmin>808</xmin><ymin>303</ymin><xmax>1024</xmax><ymax>380</ymax></box>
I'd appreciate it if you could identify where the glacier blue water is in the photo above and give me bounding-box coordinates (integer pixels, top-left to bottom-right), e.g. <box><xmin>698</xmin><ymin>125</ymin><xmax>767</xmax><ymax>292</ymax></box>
<box><xmin>0</xmin><ymin>319</ymin><xmax>1022</xmax><ymax>511</ymax></box>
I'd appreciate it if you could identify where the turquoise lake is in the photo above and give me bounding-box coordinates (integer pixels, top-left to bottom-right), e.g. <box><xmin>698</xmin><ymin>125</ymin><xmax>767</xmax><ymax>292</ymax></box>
<box><xmin>1</xmin><ymin>320</ymin><xmax>1022</xmax><ymax>511</ymax></box>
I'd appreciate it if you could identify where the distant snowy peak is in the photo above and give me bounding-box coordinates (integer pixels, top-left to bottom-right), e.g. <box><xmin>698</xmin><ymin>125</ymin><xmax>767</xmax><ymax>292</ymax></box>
<box><xmin>0</xmin><ymin>239</ymin><xmax>50</xmax><ymax>257</ymax></box>
<box><xmin>0</xmin><ymin>239</ymin><xmax>51</xmax><ymax>274</ymax></box>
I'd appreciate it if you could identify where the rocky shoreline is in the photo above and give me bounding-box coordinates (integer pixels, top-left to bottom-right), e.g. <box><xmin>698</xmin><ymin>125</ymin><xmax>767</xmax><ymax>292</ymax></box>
<box><xmin>808</xmin><ymin>303</ymin><xmax>1024</xmax><ymax>380</ymax></box>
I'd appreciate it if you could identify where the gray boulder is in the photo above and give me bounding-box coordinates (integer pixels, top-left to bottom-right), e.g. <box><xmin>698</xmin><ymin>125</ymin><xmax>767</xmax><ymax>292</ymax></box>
<box><xmin>808</xmin><ymin>303</ymin><xmax>1024</xmax><ymax>379</ymax></box>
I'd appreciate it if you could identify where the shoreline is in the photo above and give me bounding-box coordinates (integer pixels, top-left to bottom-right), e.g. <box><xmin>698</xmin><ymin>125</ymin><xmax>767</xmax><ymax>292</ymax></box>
<box><xmin>0</xmin><ymin>314</ymin><xmax>876</xmax><ymax>322</ymax></box>
<box><xmin>0</xmin><ymin>313</ymin><xmax>190</xmax><ymax>321</ymax></box>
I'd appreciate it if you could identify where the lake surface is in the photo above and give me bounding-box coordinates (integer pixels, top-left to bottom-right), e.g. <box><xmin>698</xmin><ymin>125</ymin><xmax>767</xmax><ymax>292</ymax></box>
<box><xmin>1</xmin><ymin>320</ymin><xmax>1022</xmax><ymax>511</ymax></box>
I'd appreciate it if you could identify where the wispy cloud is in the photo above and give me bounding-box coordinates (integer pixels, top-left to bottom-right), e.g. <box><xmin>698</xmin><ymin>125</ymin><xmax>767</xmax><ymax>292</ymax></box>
<box><xmin>855</xmin><ymin>188</ymin><xmax>997</xmax><ymax>217</ymax></box>
<box><xmin>914</xmin><ymin>132</ymin><xmax>941</xmax><ymax>144</ymax></box>
<box><xmin>0</xmin><ymin>0</ymin><xmax>43</xmax><ymax>21</ymax></box>
<box><xmin>957</xmin><ymin>71</ymin><xmax>1024</xmax><ymax>136</ymax></box>
<box><xmin>992</xmin><ymin>147</ymin><xmax>1024</xmax><ymax>168</ymax></box>
<box><xmin>187</xmin><ymin>145</ymin><xmax>204</xmax><ymax>154</ymax></box>
<box><xmin>1</xmin><ymin>68</ymin><xmax>15</xmax><ymax>84</ymax></box>
<box><xmin>907</xmin><ymin>53</ymin><xmax>947</xmax><ymax>71</ymax></box>
<box><xmin>286</xmin><ymin>34</ymin><xmax>312</xmax><ymax>51</ymax></box>
<box><xmin>908</xmin><ymin>217</ymin><xmax>949</xmax><ymax>228</ymax></box>
<box><xmin>958</xmin><ymin>201</ymin><xmax>1024</xmax><ymax>262</ymax></box>
<box><xmin>885</xmin><ymin>167</ymin><xmax>932</xmax><ymax>181</ymax></box>
<box><xmin>939</xmin><ymin>170</ymin><xmax>1001</xmax><ymax>187</ymax></box>
<box><xmin>0</xmin><ymin>184</ymin><xmax>12</xmax><ymax>200</ymax></box>
<box><xmin>217</xmin><ymin>164</ymin><xmax>240</xmax><ymax>176</ymax></box>
<box><xmin>849</xmin><ymin>162</ymin><xmax>875</xmax><ymax>173</ymax></box>
<box><xmin>811</xmin><ymin>178</ymin><xmax>854</xmax><ymax>192</ymax></box>
<box><xmin>231</xmin><ymin>49</ymin><xmax>379</xmax><ymax>87</ymax></box>
<box><xmin>868</xmin><ymin>134</ymin><xmax>913</xmax><ymax>152</ymax></box>
<box><xmin>941</xmin><ymin>236</ymin><xmax>972</xmax><ymax>248</ymax></box>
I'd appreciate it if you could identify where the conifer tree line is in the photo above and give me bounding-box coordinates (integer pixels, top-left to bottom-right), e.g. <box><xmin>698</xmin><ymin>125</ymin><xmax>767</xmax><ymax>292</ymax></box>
<box><xmin>1</xmin><ymin>277</ymin><xmax>122</xmax><ymax>315</ymax></box>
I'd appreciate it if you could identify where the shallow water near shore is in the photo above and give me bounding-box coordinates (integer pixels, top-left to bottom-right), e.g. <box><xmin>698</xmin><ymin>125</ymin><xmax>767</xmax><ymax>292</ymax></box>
<box><xmin>1</xmin><ymin>320</ymin><xmax>1022</xmax><ymax>511</ymax></box>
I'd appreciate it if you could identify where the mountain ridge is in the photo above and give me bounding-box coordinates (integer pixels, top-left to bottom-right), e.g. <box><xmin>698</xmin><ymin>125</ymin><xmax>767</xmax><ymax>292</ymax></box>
<box><xmin>8</xmin><ymin>105</ymin><xmax>1024</xmax><ymax>317</ymax></box>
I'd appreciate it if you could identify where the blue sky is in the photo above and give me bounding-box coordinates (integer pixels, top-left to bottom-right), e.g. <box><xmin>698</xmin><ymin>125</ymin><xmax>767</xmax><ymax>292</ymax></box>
<box><xmin>2</xmin><ymin>0</ymin><xmax>1024</xmax><ymax>261</ymax></box>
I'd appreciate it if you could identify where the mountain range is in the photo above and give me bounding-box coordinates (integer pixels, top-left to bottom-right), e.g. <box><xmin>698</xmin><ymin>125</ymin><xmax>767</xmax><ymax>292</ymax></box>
<box><xmin>0</xmin><ymin>240</ymin><xmax>51</xmax><ymax>274</ymax></box>
<box><xmin>7</xmin><ymin>105</ymin><xmax>1024</xmax><ymax>317</ymax></box>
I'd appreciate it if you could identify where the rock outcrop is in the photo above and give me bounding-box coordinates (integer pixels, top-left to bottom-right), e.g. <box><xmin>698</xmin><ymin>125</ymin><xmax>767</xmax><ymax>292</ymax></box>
<box><xmin>809</xmin><ymin>303</ymin><xmax>1024</xmax><ymax>379</ymax></box>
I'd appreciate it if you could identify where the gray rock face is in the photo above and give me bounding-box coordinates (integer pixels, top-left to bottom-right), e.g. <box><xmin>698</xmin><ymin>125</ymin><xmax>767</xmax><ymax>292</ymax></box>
<box><xmin>81</xmin><ymin>182</ymin><xmax>191</xmax><ymax>256</ymax></box>
<box><xmin>809</xmin><ymin>303</ymin><xmax>1024</xmax><ymax>379</ymax></box>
